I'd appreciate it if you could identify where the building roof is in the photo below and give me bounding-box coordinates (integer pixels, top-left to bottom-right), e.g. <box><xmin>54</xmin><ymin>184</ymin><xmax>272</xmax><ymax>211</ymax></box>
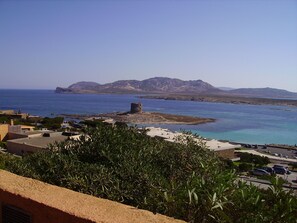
<box><xmin>20</xmin><ymin>125</ymin><xmax>35</xmax><ymax>129</ymax></box>
<box><xmin>7</xmin><ymin>132</ymin><xmax>71</xmax><ymax>148</ymax></box>
<box><xmin>0</xmin><ymin>110</ymin><xmax>14</xmax><ymax>114</ymax></box>
<box><xmin>23</xmin><ymin>131</ymin><xmax>47</xmax><ymax>136</ymax></box>
<box><xmin>8</xmin><ymin>129</ymin><xmax>53</xmax><ymax>137</ymax></box>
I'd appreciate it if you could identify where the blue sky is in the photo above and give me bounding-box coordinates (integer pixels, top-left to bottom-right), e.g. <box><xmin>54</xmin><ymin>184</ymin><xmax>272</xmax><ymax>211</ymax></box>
<box><xmin>0</xmin><ymin>0</ymin><xmax>296</xmax><ymax>91</ymax></box>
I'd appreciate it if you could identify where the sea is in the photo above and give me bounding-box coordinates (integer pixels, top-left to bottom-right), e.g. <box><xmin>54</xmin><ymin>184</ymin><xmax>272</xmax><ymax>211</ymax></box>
<box><xmin>1</xmin><ymin>89</ymin><xmax>297</xmax><ymax>146</ymax></box>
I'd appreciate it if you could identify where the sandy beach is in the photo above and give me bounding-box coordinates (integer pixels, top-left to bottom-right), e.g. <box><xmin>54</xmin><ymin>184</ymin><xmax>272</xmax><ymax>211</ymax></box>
<box><xmin>145</xmin><ymin>127</ymin><xmax>297</xmax><ymax>163</ymax></box>
<box><xmin>145</xmin><ymin>127</ymin><xmax>239</xmax><ymax>152</ymax></box>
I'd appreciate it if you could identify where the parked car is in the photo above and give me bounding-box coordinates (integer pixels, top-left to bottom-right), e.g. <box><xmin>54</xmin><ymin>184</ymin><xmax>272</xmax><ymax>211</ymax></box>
<box><xmin>250</xmin><ymin>168</ymin><xmax>270</xmax><ymax>176</ymax></box>
<box><xmin>273</xmin><ymin>165</ymin><xmax>291</xmax><ymax>175</ymax></box>
<box><xmin>273</xmin><ymin>164</ymin><xmax>284</xmax><ymax>168</ymax></box>
<box><xmin>260</xmin><ymin>167</ymin><xmax>275</xmax><ymax>175</ymax></box>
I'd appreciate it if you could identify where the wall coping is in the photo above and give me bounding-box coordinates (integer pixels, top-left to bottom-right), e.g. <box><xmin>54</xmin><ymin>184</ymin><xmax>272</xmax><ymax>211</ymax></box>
<box><xmin>0</xmin><ymin>170</ymin><xmax>185</xmax><ymax>223</ymax></box>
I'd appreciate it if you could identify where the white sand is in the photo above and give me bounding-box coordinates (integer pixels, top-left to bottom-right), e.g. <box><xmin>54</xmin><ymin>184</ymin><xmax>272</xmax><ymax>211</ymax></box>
<box><xmin>145</xmin><ymin>127</ymin><xmax>239</xmax><ymax>151</ymax></box>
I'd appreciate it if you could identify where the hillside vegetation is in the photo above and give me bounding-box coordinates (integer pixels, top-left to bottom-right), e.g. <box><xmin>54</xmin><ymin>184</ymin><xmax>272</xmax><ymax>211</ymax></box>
<box><xmin>1</xmin><ymin>123</ymin><xmax>297</xmax><ymax>222</ymax></box>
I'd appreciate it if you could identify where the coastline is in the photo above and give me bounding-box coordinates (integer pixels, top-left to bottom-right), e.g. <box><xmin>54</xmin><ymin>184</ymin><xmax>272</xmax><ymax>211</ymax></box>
<box><xmin>55</xmin><ymin>90</ymin><xmax>297</xmax><ymax>107</ymax></box>
<box><xmin>60</xmin><ymin>110</ymin><xmax>297</xmax><ymax>147</ymax></box>
<box><xmin>2</xmin><ymin>90</ymin><xmax>296</xmax><ymax>146</ymax></box>
<box><xmin>145</xmin><ymin>126</ymin><xmax>239</xmax><ymax>152</ymax></box>
<box><xmin>139</xmin><ymin>94</ymin><xmax>297</xmax><ymax>107</ymax></box>
<box><xmin>62</xmin><ymin>111</ymin><xmax>215</xmax><ymax>125</ymax></box>
<box><xmin>145</xmin><ymin>127</ymin><xmax>297</xmax><ymax>163</ymax></box>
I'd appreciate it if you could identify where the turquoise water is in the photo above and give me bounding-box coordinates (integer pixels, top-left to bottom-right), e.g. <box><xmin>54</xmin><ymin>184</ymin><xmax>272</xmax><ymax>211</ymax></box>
<box><xmin>0</xmin><ymin>90</ymin><xmax>296</xmax><ymax>145</ymax></box>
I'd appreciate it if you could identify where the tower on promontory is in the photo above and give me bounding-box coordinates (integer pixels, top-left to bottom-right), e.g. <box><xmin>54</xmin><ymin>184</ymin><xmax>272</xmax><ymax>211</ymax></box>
<box><xmin>130</xmin><ymin>103</ymin><xmax>142</xmax><ymax>113</ymax></box>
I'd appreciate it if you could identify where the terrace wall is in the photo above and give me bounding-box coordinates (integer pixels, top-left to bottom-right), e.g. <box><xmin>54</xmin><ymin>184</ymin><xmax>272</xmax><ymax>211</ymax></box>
<box><xmin>0</xmin><ymin>170</ymin><xmax>185</xmax><ymax>223</ymax></box>
<box><xmin>0</xmin><ymin>125</ymin><xmax>8</xmax><ymax>142</ymax></box>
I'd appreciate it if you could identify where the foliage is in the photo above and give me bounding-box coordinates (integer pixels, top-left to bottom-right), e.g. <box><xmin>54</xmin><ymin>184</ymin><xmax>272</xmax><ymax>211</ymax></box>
<box><xmin>0</xmin><ymin>141</ymin><xmax>7</xmax><ymax>149</ymax></box>
<box><xmin>230</xmin><ymin>179</ymin><xmax>297</xmax><ymax>223</ymax></box>
<box><xmin>41</xmin><ymin>117</ymin><xmax>64</xmax><ymax>130</ymax></box>
<box><xmin>0</xmin><ymin>116</ymin><xmax>9</xmax><ymax>124</ymax></box>
<box><xmin>82</xmin><ymin>119</ymin><xmax>110</xmax><ymax>128</ymax></box>
<box><xmin>0</xmin><ymin>153</ymin><xmax>19</xmax><ymax>169</ymax></box>
<box><xmin>237</xmin><ymin>152</ymin><xmax>270</xmax><ymax>166</ymax></box>
<box><xmin>2</xmin><ymin>123</ymin><xmax>297</xmax><ymax>222</ymax></box>
<box><xmin>289</xmin><ymin>162</ymin><xmax>297</xmax><ymax>170</ymax></box>
<box><xmin>13</xmin><ymin>119</ymin><xmax>35</xmax><ymax>126</ymax></box>
<box><xmin>238</xmin><ymin>162</ymin><xmax>253</xmax><ymax>172</ymax></box>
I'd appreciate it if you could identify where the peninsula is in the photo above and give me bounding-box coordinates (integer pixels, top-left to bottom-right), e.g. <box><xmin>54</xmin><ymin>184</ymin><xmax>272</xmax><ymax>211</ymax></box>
<box><xmin>56</xmin><ymin>77</ymin><xmax>297</xmax><ymax>107</ymax></box>
<box><xmin>61</xmin><ymin>102</ymin><xmax>215</xmax><ymax>125</ymax></box>
<box><xmin>140</xmin><ymin>94</ymin><xmax>297</xmax><ymax>107</ymax></box>
<box><xmin>62</xmin><ymin>112</ymin><xmax>215</xmax><ymax>125</ymax></box>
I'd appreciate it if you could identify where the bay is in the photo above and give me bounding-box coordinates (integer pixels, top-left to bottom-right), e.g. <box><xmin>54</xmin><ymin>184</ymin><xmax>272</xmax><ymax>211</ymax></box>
<box><xmin>0</xmin><ymin>89</ymin><xmax>296</xmax><ymax>145</ymax></box>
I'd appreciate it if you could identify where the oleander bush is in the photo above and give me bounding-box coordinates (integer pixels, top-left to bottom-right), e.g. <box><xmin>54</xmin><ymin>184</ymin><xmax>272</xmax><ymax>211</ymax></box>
<box><xmin>2</xmin><ymin>123</ymin><xmax>297</xmax><ymax>222</ymax></box>
<box><xmin>0</xmin><ymin>152</ymin><xmax>19</xmax><ymax>169</ymax></box>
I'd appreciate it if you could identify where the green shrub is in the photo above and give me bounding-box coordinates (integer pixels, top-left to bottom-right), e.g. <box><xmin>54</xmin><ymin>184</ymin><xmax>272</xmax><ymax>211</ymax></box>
<box><xmin>289</xmin><ymin>162</ymin><xmax>297</xmax><ymax>170</ymax></box>
<box><xmin>0</xmin><ymin>141</ymin><xmax>6</xmax><ymax>149</ymax></box>
<box><xmin>41</xmin><ymin>117</ymin><xmax>64</xmax><ymax>130</ymax></box>
<box><xmin>0</xmin><ymin>116</ymin><xmax>9</xmax><ymax>123</ymax></box>
<box><xmin>0</xmin><ymin>153</ymin><xmax>19</xmax><ymax>169</ymax></box>
<box><xmin>4</xmin><ymin>124</ymin><xmax>297</xmax><ymax>222</ymax></box>
<box><xmin>238</xmin><ymin>162</ymin><xmax>253</xmax><ymax>172</ymax></box>
<box><xmin>238</xmin><ymin>152</ymin><xmax>270</xmax><ymax>166</ymax></box>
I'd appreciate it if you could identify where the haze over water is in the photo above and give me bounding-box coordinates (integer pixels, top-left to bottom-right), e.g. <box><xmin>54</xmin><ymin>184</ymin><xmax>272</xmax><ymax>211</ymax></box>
<box><xmin>1</xmin><ymin>90</ymin><xmax>296</xmax><ymax>146</ymax></box>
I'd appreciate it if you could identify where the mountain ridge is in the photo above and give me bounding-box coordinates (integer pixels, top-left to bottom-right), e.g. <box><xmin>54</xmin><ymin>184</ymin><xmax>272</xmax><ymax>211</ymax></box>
<box><xmin>56</xmin><ymin>77</ymin><xmax>297</xmax><ymax>98</ymax></box>
<box><xmin>56</xmin><ymin>77</ymin><xmax>223</xmax><ymax>95</ymax></box>
<box><xmin>229</xmin><ymin>87</ymin><xmax>297</xmax><ymax>98</ymax></box>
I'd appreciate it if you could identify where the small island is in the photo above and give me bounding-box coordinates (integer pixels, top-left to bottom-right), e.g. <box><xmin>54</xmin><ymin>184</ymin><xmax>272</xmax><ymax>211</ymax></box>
<box><xmin>62</xmin><ymin>103</ymin><xmax>215</xmax><ymax>125</ymax></box>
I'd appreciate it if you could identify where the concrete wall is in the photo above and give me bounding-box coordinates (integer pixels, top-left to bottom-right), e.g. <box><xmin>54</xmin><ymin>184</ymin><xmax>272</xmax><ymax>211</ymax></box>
<box><xmin>8</xmin><ymin>132</ymin><xmax>29</xmax><ymax>140</ymax></box>
<box><xmin>6</xmin><ymin>141</ymin><xmax>41</xmax><ymax>155</ymax></box>
<box><xmin>0</xmin><ymin>192</ymin><xmax>90</xmax><ymax>223</ymax></box>
<box><xmin>0</xmin><ymin>170</ymin><xmax>185</xmax><ymax>223</ymax></box>
<box><xmin>0</xmin><ymin>125</ymin><xmax>8</xmax><ymax>142</ymax></box>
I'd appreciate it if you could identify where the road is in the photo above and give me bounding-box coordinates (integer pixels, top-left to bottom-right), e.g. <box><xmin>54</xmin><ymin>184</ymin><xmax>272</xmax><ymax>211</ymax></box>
<box><xmin>239</xmin><ymin>174</ymin><xmax>297</xmax><ymax>196</ymax></box>
<box><xmin>235</xmin><ymin>148</ymin><xmax>297</xmax><ymax>193</ymax></box>
<box><xmin>256</xmin><ymin>146</ymin><xmax>297</xmax><ymax>160</ymax></box>
<box><xmin>236</xmin><ymin>149</ymin><xmax>297</xmax><ymax>163</ymax></box>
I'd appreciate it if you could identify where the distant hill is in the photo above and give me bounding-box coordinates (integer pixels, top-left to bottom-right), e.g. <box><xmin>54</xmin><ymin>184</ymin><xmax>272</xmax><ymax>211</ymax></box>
<box><xmin>217</xmin><ymin>87</ymin><xmax>235</xmax><ymax>91</ymax></box>
<box><xmin>56</xmin><ymin>77</ymin><xmax>297</xmax><ymax>99</ymax></box>
<box><xmin>229</xmin><ymin>87</ymin><xmax>297</xmax><ymax>98</ymax></box>
<box><xmin>56</xmin><ymin>77</ymin><xmax>223</xmax><ymax>94</ymax></box>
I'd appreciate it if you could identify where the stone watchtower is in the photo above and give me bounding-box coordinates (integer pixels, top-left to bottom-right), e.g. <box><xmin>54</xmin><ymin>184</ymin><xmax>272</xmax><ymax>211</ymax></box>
<box><xmin>130</xmin><ymin>103</ymin><xmax>142</xmax><ymax>114</ymax></box>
